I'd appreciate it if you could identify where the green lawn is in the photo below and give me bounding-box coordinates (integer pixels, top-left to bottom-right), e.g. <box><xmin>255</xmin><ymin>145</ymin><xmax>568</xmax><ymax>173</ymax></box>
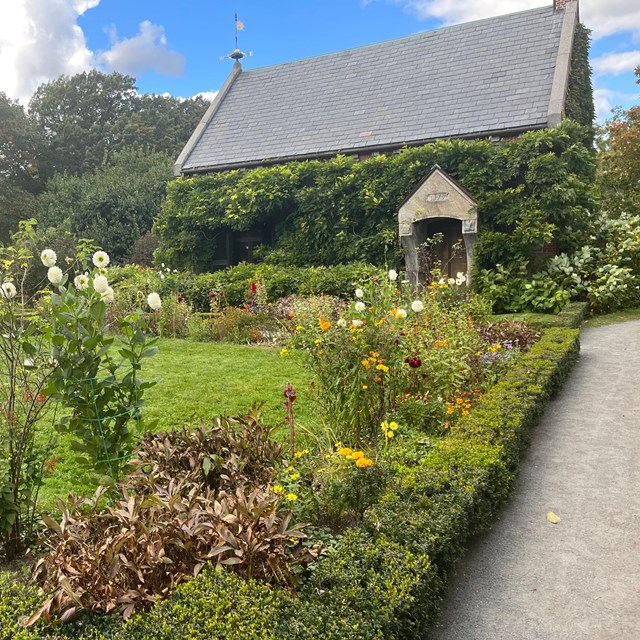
<box><xmin>38</xmin><ymin>339</ymin><xmax>315</xmax><ymax>510</ymax></box>
<box><xmin>582</xmin><ymin>307</ymin><xmax>640</xmax><ymax>328</ymax></box>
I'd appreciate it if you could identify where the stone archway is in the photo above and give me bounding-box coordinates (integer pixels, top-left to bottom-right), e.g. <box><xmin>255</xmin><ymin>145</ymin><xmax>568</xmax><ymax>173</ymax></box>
<box><xmin>398</xmin><ymin>165</ymin><xmax>478</xmax><ymax>285</ymax></box>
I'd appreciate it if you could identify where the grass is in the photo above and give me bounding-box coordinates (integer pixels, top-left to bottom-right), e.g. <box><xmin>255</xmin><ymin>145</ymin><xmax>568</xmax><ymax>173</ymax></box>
<box><xmin>38</xmin><ymin>339</ymin><xmax>315</xmax><ymax>510</ymax></box>
<box><xmin>582</xmin><ymin>307</ymin><xmax>640</xmax><ymax>328</ymax></box>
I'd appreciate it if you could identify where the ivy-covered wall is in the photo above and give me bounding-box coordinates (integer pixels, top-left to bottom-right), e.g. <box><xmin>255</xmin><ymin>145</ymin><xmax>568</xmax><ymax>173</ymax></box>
<box><xmin>565</xmin><ymin>23</ymin><xmax>595</xmax><ymax>131</ymax></box>
<box><xmin>156</xmin><ymin>121</ymin><xmax>596</xmax><ymax>275</ymax></box>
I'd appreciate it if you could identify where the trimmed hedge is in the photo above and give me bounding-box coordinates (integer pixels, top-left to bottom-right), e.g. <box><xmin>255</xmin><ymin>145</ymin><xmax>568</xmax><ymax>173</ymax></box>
<box><xmin>110</xmin><ymin>262</ymin><xmax>378</xmax><ymax>311</ymax></box>
<box><xmin>1</xmin><ymin>325</ymin><xmax>579</xmax><ymax>638</ymax></box>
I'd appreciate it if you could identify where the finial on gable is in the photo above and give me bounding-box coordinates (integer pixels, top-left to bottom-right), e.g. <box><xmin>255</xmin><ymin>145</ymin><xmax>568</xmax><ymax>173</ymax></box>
<box><xmin>225</xmin><ymin>13</ymin><xmax>249</xmax><ymax>68</ymax></box>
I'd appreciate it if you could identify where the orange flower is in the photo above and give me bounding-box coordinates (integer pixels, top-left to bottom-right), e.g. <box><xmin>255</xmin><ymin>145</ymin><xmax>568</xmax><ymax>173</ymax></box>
<box><xmin>356</xmin><ymin>457</ymin><xmax>374</xmax><ymax>468</ymax></box>
<box><xmin>319</xmin><ymin>318</ymin><xmax>331</xmax><ymax>331</ymax></box>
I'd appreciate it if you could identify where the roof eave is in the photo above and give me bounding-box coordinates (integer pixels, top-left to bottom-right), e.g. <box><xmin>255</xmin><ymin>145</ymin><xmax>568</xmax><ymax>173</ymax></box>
<box><xmin>174</xmin><ymin>62</ymin><xmax>243</xmax><ymax>177</ymax></box>
<box><xmin>180</xmin><ymin>123</ymin><xmax>549</xmax><ymax>175</ymax></box>
<box><xmin>547</xmin><ymin>1</ymin><xmax>578</xmax><ymax>127</ymax></box>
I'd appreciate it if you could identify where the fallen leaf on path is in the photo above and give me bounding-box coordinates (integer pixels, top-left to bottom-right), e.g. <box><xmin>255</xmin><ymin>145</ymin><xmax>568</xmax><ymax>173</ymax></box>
<box><xmin>546</xmin><ymin>511</ymin><xmax>561</xmax><ymax>524</ymax></box>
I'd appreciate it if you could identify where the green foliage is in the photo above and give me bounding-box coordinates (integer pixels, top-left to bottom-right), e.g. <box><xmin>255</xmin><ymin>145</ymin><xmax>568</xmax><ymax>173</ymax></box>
<box><xmin>0</xmin><ymin>222</ymin><xmax>57</xmax><ymax>558</ymax></box>
<box><xmin>124</xmin><ymin>567</ymin><xmax>286</xmax><ymax>640</ymax></box>
<box><xmin>565</xmin><ymin>24</ymin><xmax>595</xmax><ymax>131</ymax></box>
<box><xmin>28</xmin><ymin>71</ymin><xmax>209</xmax><ymax>180</ymax></box>
<box><xmin>108</xmin><ymin>262</ymin><xmax>379</xmax><ymax>312</ymax></box>
<box><xmin>488</xmin><ymin>214</ymin><xmax>640</xmax><ymax>314</ymax></box>
<box><xmin>29</xmin><ymin>71</ymin><xmax>138</xmax><ymax>179</ymax></box>
<box><xmin>157</xmin><ymin>121</ymin><xmax>596</xmax><ymax>272</ymax></box>
<box><xmin>43</xmin><ymin>247</ymin><xmax>158</xmax><ymax>479</ymax></box>
<box><xmin>1</xmin><ymin>323</ymin><xmax>579</xmax><ymax>639</ymax></box>
<box><xmin>0</xmin><ymin>92</ymin><xmax>44</xmax><ymax>241</ymax></box>
<box><xmin>37</xmin><ymin>150</ymin><xmax>173</xmax><ymax>264</ymax></box>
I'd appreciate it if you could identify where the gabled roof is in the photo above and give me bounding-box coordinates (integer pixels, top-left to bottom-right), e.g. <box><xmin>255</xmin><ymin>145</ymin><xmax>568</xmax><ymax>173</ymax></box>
<box><xmin>177</xmin><ymin>2</ymin><xmax>577</xmax><ymax>175</ymax></box>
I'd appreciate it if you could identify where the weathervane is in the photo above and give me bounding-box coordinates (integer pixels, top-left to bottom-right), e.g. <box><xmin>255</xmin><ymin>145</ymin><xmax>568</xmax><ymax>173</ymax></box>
<box><xmin>222</xmin><ymin>13</ymin><xmax>252</xmax><ymax>66</ymax></box>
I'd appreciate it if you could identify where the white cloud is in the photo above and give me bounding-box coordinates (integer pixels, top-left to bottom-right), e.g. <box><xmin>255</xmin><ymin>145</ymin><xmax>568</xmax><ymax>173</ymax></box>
<box><xmin>98</xmin><ymin>21</ymin><xmax>186</xmax><ymax>78</ymax></box>
<box><xmin>593</xmin><ymin>87</ymin><xmax>640</xmax><ymax>121</ymax></box>
<box><xmin>0</xmin><ymin>0</ymin><xmax>97</xmax><ymax>101</ymax></box>
<box><xmin>594</xmin><ymin>88</ymin><xmax>617</xmax><ymax>120</ymax></box>
<box><xmin>592</xmin><ymin>50</ymin><xmax>640</xmax><ymax>76</ymax></box>
<box><xmin>0</xmin><ymin>3</ymin><xmax>186</xmax><ymax>103</ymax></box>
<box><xmin>195</xmin><ymin>90</ymin><xmax>218</xmax><ymax>102</ymax></box>
<box><xmin>365</xmin><ymin>0</ymin><xmax>640</xmax><ymax>39</ymax></box>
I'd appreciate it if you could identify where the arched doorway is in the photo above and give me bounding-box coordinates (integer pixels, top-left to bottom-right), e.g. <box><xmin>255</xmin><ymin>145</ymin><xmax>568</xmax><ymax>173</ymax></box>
<box><xmin>398</xmin><ymin>165</ymin><xmax>478</xmax><ymax>286</ymax></box>
<box><xmin>414</xmin><ymin>217</ymin><xmax>467</xmax><ymax>280</ymax></box>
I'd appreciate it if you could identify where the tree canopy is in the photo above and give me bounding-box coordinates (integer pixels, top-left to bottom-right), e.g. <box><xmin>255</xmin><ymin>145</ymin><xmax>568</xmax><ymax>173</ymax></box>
<box><xmin>0</xmin><ymin>92</ymin><xmax>45</xmax><ymax>240</ymax></box>
<box><xmin>38</xmin><ymin>149</ymin><xmax>173</xmax><ymax>264</ymax></box>
<box><xmin>28</xmin><ymin>70</ymin><xmax>208</xmax><ymax>179</ymax></box>
<box><xmin>597</xmin><ymin>67</ymin><xmax>640</xmax><ymax>217</ymax></box>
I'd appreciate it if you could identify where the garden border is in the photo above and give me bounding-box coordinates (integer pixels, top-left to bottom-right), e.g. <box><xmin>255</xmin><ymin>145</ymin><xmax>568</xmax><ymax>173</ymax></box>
<box><xmin>1</xmin><ymin>323</ymin><xmax>581</xmax><ymax>639</ymax></box>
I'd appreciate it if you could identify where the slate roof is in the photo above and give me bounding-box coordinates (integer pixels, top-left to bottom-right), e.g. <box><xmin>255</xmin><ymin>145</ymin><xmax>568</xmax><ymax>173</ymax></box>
<box><xmin>178</xmin><ymin>4</ymin><xmax>571</xmax><ymax>174</ymax></box>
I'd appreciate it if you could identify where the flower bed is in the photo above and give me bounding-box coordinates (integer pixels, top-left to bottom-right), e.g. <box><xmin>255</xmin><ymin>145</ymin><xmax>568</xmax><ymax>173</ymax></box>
<box><xmin>0</xmin><ymin>322</ymin><xmax>578</xmax><ymax>639</ymax></box>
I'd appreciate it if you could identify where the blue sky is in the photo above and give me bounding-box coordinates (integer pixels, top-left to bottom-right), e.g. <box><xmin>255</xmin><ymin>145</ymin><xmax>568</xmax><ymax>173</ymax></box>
<box><xmin>0</xmin><ymin>1</ymin><xmax>638</xmax><ymax>121</ymax></box>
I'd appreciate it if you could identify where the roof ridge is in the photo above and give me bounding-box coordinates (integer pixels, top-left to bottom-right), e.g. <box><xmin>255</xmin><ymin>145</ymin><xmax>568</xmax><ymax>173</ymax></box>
<box><xmin>241</xmin><ymin>4</ymin><xmax>553</xmax><ymax>75</ymax></box>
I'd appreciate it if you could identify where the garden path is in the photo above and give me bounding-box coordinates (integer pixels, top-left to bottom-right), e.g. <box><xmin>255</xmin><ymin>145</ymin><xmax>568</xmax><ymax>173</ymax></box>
<box><xmin>428</xmin><ymin>320</ymin><xmax>640</xmax><ymax>640</ymax></box>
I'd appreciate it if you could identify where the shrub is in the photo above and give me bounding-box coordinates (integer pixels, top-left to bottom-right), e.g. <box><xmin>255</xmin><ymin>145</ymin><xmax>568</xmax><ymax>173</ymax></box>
<box><xmin>123</xmin><ymin>567</ymin><xmax>286</xmax><ymax>640</ymax></box>
<box><xmin>27</xmin><ymin>410</ymin><xmax>316</xmax><ymax>626</ymax></box>
<box><xmin>4</xmin><ymin>323</ymin><xmax>579</xmax><ymax>639</ymax></box>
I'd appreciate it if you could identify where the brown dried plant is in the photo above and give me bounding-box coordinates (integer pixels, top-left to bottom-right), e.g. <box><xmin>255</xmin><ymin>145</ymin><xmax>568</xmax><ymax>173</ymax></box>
<box><xmin>25</xmin><ymin>407</ymin><xmax>319</xmax><ymax>626</ymax></box>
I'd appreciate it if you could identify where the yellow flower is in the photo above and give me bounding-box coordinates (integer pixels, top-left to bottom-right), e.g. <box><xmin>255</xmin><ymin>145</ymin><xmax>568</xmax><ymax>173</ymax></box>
<box><xmin>317</xmin><ymin>467</ymin><xmax>326</xmax><ymax>473</ymax></box>
<box><xmin>374</xmin><ymin>318</ymin><xmax>386</xmax><ymax>326</ymax></box>
<box><xmin>375</xmin><ymin>364</ymin><xmax>389</xmax><ymax>372</ymax></box>
<box><xmin>389</xmin><ymin>421</ymin><xmax>399</xmax><ymax>431</ymax></box>
<box><xmin>279</xmin><ymin>348</ymin><xmax>289</xmax><ymax>357</ymax></box>
<box><xmin>290</xmin><ymin>473</ymin><xmax>301</xmax><ymax>480</ymax></box>
<box><xmin>386</xmin><ymin>431</ymin><xmax>394</xmax><ymax>438</ymax></box>
<box><xmin>294</xmin><ymin>449</ymin><xmax>309</xmax><ymax>458</ymax></box>
<box><xmin>272</xmin><ymin>485</ymin><xmax>284</xmax><ymax>494</ymax></box>
<box><xmin>361</xmin><ymin>359</ymin><xmax>371</xmax><ymax>369</ymax></box>
<box><xmin>381</xmin><ymin>421</ymin><xmax>389</xmax><ymax>431</ymax></box>
<box><xmin>286</xmin><ymin>493</ymin><xmax>298</xmax><ymax>501</ymax></box>
<box><xmin>285</xmin><ymin>466</ymin><xmax>294</xmax><ymax>472</ymax></box>
<box><xmin>447</xmin><ymin>406</ymin><xmax>454</xmax><ymax>415</ymax></box>
<box><xmin>351</xmin><ymin>451</ymin><xmax>365</xmax><ymax>460</ymax></box>
<box><xmin>462</xmin><ymin>410</ymin><xmax>470</xmax><ymax>416</ymax></box>
<box><xmin>338</xmin><ymin>447</ymin><xmax>353</xmax><ymax>457</ymax></box>
<box><xmin>295</xmin><ymin>325</ymin><xmax>304</xmax><ymax>332</ymax></box>
<box><xmin>356</xmin><ymin>457</ymin><xmax>374</xmax><ymax>468</ymax></box>
<box><xmin>314</xmin><ymin>339</ymin><xmax>323</xmax><ymax>345</ymax></box>
<box><xmin>361</xmin><ymin>384</ymin><xmax>368</xmax><ymax>389</ymax></box>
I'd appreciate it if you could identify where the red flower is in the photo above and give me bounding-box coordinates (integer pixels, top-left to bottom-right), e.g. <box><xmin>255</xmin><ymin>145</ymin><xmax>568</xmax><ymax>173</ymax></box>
<box><xmin>284</xmin><ymin>383</ymin><xmax>297</xmax><ymax>403</ymax></box>
<box><xmin>404</xmin><ymin>356</ymin><xmax>422</xmax><ymax>368</ymax></box>
<box><xmin>250</xmin><ymin>280</ymin><xmax>257</xmax><ymax>295</ymax></box>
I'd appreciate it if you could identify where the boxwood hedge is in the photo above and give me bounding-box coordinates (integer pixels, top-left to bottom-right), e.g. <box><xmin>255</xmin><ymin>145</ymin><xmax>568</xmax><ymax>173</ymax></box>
<box><xmin>0</xmin><ymin>326</ymin><xmax>579</xmax><ymax>639</ymax></box>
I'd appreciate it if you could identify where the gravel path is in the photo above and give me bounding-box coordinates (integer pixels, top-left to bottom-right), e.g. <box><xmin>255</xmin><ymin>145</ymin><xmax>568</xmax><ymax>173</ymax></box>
<box><xmin>428</xmin><ymin>320</ymin><xmax>640</xmax><ymax>640</ymax></box>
